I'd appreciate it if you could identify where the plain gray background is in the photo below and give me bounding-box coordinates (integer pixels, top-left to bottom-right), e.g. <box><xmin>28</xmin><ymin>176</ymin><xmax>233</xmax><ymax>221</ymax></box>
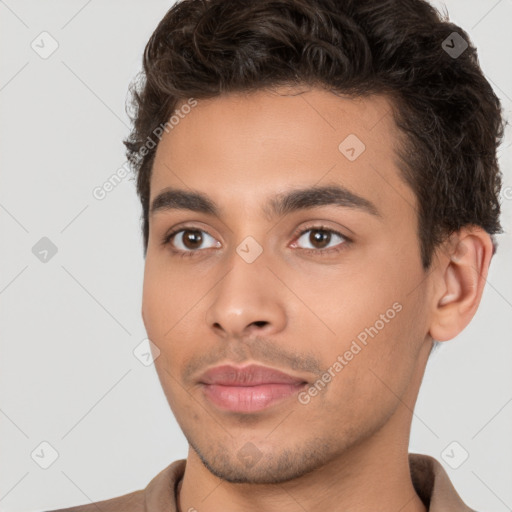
<box><xmin>0</xmin><ymin>1</ymin><xmax>511</xmax><ymax>511</ymax></box>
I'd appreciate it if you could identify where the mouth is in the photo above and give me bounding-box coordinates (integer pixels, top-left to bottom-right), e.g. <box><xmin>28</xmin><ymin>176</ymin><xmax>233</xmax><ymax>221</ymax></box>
<box><xmin>198</xmin><ymin>364</ymin><xmax>308</xmax><ymax>413</ymax></box>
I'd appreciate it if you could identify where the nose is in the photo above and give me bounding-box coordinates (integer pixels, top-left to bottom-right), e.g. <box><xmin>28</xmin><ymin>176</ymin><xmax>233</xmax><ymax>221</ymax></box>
<box><xmin>204</xmin><ymin>252</ymin><xmax>287</xmax><ymax>339</ymax></box>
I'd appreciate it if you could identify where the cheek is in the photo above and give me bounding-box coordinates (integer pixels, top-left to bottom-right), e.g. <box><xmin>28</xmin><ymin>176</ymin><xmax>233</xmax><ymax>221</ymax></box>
<box><xmin>303</xmin><ymin>303</ymin><xmax>424</xmax><ymax>439</ymax></box>
<box><xmin>141</xmin><ymin>260</ymin><xmax>178</xmax><ymax>340</ymax></box>
<box><xmin>141</xmin><ymin>260</ymin><xmax>202</xmax><ymax>367</ymax></box>
<box><xmin>309</xmin><ymin>259</ymin><xmax>425</xmax><ymax>384</ymax></box>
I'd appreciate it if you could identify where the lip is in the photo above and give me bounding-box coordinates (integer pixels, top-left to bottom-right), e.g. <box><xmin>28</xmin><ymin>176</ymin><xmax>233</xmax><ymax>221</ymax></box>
<box><xmin>199</xmin><ymin>364</ymin><xmax>308</xmax><ymax>413</ymax></box>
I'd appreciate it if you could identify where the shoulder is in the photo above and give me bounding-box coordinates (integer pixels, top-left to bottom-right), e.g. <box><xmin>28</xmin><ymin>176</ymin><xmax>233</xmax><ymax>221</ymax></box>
<box><xmin>43</xmin><ymin>459</ymin><xmax>186</xmax><ymax>512</ymax></box>
<box><xmin>409</xmin><ymin>452</ymin><xmax>478</xmax><ymax>512</ymax></box>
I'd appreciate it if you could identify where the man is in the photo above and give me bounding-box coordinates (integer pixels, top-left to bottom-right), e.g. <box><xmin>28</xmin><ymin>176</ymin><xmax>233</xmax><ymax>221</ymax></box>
<box><xmin>48</xmin><ymin>0</ymin><xmax>504</xmax><ymax>510</ymax></box>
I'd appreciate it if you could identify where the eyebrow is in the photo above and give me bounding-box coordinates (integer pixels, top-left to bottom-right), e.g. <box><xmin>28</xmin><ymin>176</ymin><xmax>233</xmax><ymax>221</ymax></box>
<box><xmin>149</xmin><ymin>184</ymin><xmax>380</xmax><ymax>219</ymax></box>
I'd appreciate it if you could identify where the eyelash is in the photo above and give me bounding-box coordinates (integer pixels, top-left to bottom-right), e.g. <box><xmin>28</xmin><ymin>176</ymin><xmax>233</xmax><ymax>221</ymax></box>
<box><xmin>161</xmin><ymin>224</ymin><xmax>352</xmax><ymax>258</ymax></box>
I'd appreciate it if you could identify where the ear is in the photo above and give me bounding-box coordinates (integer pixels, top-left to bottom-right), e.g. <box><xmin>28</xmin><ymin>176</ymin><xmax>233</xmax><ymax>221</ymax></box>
<box><xmin>428</xmin><ymin>226</ymin><xmax>494</xmax><ymax>342</ymax></box>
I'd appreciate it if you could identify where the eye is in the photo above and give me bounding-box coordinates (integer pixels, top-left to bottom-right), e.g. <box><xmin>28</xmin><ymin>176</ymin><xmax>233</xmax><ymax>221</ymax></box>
<box><xmin>163</xmin><ymin>227</ymin><xmax>220</xmax><ymax>256</ymax></box>
<box><xmin>291</xmin><ymin>226</ymin><xmax>349</xmax><ymax>254</ymax></box>
<box><xmin>161</xmin><ymin>224</ymin><xmax>350</xmax><ymax>258</ymax></box>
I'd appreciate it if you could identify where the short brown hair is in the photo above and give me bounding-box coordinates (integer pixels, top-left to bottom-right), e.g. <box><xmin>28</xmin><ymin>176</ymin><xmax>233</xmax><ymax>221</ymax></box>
<box><xmin>124</xmin><ymin>0</ymin><xmax>505</xmax><ymax>268</ymax></box>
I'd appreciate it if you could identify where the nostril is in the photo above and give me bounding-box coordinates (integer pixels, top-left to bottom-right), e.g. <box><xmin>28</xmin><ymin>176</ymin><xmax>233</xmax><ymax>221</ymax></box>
<box><xmin>251</xmin><ymin>321</ymin><xmax>268</xmax><ymax>328</ymax></box>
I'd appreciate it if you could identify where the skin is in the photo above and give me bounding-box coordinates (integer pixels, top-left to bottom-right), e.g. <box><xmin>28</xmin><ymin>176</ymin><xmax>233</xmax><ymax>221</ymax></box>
<box><xmin>141</xmin><ymin>86</ymin><xmax>494</xmax><ymax>512</ymax></box>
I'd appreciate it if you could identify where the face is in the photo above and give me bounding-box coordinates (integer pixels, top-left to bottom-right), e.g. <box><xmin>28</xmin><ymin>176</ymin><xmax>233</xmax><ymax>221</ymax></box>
<box><xmin>142</xmin><ymin>86</ymin><xmax>433</xmax><ymax>484</ymax></box>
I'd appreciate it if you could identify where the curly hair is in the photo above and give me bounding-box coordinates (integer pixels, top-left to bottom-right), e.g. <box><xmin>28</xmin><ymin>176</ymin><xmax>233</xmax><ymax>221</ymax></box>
<box><xmin>123</xmin><ymin>0</ymin><xmax>505</xmax><ymax>268</ymax></box>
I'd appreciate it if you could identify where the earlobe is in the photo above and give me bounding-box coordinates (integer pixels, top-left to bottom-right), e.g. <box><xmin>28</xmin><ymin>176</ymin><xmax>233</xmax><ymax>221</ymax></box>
<box><xmin>429</xmin><ymin>227</ymin><xmax>493</xmax><ymax>342</ymax></box>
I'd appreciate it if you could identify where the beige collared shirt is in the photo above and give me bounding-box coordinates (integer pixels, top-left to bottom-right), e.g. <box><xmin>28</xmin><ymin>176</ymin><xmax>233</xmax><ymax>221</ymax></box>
<box><xmin>46</xmin><ymin>453</ymin><xmax>477</xmax><ymax>511</ymax></box>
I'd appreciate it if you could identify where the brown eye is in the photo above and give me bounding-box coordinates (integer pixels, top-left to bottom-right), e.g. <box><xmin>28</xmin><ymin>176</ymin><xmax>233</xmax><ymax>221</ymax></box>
<box><xmin>181</xmin><ymin>229</ymin><xmax>203</xmax><ymax>250</ymax></box>
<box><xmin>309</xmin><ymin>229</ymin><xmax>332</xmax><ymax>249</ymax></box>
<box><xmin>165</xmin><ymin>227</ymin><xmax>220</xmax><ymax>254</ymax></box>
<box><xmin>294</xmin><ymin>227</ymin><xmax>347</xmax><ymax>253</ymax></box>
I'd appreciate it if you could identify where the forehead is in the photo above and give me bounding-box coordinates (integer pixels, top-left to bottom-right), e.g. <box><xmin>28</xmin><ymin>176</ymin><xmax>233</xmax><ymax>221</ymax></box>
<box><xmin>150</xmin><ymin>87</ymin><xmax>415</xmax><ymax>220</ymax></box>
